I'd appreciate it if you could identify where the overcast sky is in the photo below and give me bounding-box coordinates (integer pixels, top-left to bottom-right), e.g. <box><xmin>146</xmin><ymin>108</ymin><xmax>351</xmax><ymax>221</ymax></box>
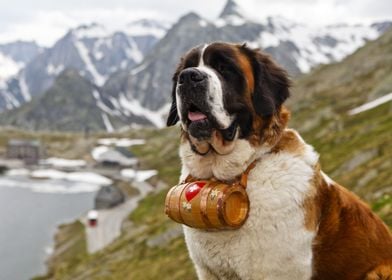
<box><xmin>0</xmin><ymin>0</ymin><xmax>391</xmax><ymax>46</ymax></box>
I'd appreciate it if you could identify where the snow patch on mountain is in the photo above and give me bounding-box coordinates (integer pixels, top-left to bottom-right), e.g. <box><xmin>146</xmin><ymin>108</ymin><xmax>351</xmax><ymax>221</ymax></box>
<box><xmin>0</xmin><ymin>52</ymin><xmax>23</xmax><ymax>80</ymax></box>
<box><xmin>92</xmin><ymin>90</ymin><xmax>121</xmax><ymax>116</ymax></box>
<box><xmin>47</xmin><ymin>64</ymin><xmax>65</xmax><ymax>76</ymax></box>
<box><xmin>125</xmin><ymin>38</ymin><xmax>143</xmax><ymax>63</ymax></box>
<box><xmin>74</xmin><ymin>40</ymin><xmax>106</xmax><ymax>86</ymax></box>
<box><xmin>323</xmin><ymin>24</ymin><xmax>379</xmax><ymax>60</ymax></box>
<box><xmin>214</xmin><ymin>16</ymin><xmax>246</xmax><ymax>27</ymax></box>
<box><xmin>19</xmin><ymin>72</ymin><xmax>31</xmax><ymax>102</ymax></box>
<box><xmin>101</xmin><ymin>113</ymin><xmax>114</xmax><ymax>132</ymax></box>
<box><xmin>130</xmin><ymin>61</ymin><xmax>150</xmax><ymax>75</ymax></box>
<box><xmin>256</xmin><ymin>17</ymin><xmax>381</xmax><ymax>72</ymax></box>
<box><xmin>2</xmin><ymin>90</ymin><xmax>20</xmax><ymax>109</ymax></box>
<box><xmin>348</xmin><ymin>92</ymin><xmax>392</xmax><ymax>115</ymax></box>
<box><xmin>199</xmin><ymin>20</ymin><xmax>208</xmax><ymax>27</ymax></box>
<box><xmin>118</xmin><ymin>93</ymin><xmax>165</xmax><ymax>127</ymax></box>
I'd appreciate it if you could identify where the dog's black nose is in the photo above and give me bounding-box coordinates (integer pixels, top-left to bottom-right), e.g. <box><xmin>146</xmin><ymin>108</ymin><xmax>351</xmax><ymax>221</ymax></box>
<box><xmin>178</xmin><ymin>68</ymin><xmax>206</xmax><ymax>85</ymax></box>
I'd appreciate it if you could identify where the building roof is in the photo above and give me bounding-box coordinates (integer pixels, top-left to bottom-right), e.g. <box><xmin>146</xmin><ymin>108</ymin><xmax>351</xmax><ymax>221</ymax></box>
<box><xmin>91</xmin><ymin>146</ymin><xmax>138</xmax><ymax>166</ymax></box>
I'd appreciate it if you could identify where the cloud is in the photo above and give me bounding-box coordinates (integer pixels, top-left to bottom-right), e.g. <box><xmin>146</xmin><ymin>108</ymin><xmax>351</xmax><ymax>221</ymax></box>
<box><xmin>0</xmin><ymin>0</ymin><xmax>390</xmax><ymax>46</ymax></box>
<box><xmin>0</xmin><ymin>11</ymin><xmax>76</xmax><ymax>46</ymax></box>
<box><xmin>0</xmin><ymin>1</ymin><xmax>224</xmax><ymax>46</ymax></box>
<box><xmin>241</xmin><ymin>0</ymin><xmax>372</xmax><ymax>25</ymax></box>
<box><xmin>243</xmin><ymin>0</ymin><xmax>392</xmax><ymax>25</ymax></box>
<box><xmin>0</xmin><ymin>8</ymin><xmax>171</xmax><ymax>47</ymax></box>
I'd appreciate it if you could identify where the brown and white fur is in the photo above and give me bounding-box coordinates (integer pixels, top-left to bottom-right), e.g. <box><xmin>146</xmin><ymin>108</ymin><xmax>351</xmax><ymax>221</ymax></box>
<box><xmin>166</xmin><ymin>42</ymin><xmax>392</xmax><ymax>280</ymax></box>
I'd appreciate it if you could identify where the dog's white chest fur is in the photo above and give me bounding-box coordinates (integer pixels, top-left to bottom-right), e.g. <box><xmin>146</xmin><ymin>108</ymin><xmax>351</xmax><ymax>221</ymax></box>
<box><xmin>180</xmin><ymin>134</ymin><xmax>318</xmax><ymax>280</ymax></box>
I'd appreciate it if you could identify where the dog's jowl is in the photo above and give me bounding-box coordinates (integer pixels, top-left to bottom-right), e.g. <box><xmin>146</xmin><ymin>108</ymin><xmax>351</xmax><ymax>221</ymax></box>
<box><xmin>166</xmin><ymin>42</ymin><xmax>392</xmax><ymax>280</ymax></box>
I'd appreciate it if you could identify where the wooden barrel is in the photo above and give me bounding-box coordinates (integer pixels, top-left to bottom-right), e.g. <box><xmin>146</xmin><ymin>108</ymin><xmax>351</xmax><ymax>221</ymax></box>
<box><xmin>165</xmin><ymin>180</ymin><xmax>249</xmax><ymax>230</ymax></box>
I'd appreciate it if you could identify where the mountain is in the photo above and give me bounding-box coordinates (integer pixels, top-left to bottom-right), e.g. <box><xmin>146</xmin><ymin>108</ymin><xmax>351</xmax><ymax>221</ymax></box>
<box><xmin>0</xmin><ymin>41</ymin><xmax>43</xmax><ymax>110</ymax></box>
<box><xmin>219</xmin><ymin>0</ymin><xmax>245</xmax><ymax>19</ymax></box>
<box><xmin>0</xmin><ymin>20</ymin><xmax>169</xmax><ymax>112</ymax></box>
<box><xmin>0</xmin><ymin>69</ymin><xmax>159</xmax><ymax>131</ymax></box>
<box><xmin>1</xmin><ymin>0</ymin><xmax>391</xmax><ymax>131</ymax></box>
<box><xmin>0</xmin><ymin>69</ymin><xmax>107</xmax><ymax>131</ymax></box>
<box><xmin>36</xmin><ymin>26</ymin><xmax>392</xmax><ymax>280</ymax></box>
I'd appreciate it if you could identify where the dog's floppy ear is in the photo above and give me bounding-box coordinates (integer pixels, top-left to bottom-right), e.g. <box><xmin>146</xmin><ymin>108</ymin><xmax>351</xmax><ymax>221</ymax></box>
<box><xmin>166</xmin><ymin>60</ymin><xmax>184</xmax><ymax>126</ymax></box>
<box><xmin>166</xmin><ymin>82</ymin><xmax>179</xmax><ymax>126</ymax></box>
<box><xmin>242</xmin><ymin>46</ymin><xmax>291</xmax><ymax>116</ymax></box>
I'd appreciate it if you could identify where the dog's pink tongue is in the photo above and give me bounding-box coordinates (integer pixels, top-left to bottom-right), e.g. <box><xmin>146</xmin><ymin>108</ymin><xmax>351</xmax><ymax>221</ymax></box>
<box><xmin>188</xmin><ymin>111</ymin><xmax>207</xmax><ymax>122</ymax></box>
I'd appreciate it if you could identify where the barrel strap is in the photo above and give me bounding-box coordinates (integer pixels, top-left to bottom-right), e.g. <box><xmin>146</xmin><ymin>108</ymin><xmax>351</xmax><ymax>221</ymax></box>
<box><xmin>183</xmin><ymin>174</ymin><xmax>197</xmax><ymax>183</ymax></box>
<box><xmin>239</xmin><ymin>160</ymin><xmax>257</xmax><ymax>188</ymax></box>
<box><xmin>183</xmin><ymin>160</ymin><xmax>258</xmax><ymax>188</ymax></box>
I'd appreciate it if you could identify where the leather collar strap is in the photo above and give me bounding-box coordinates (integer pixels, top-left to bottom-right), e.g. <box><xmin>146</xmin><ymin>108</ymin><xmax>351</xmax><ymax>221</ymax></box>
<box><xmin>184</xmin><ymin>160</ymin><xmax>258</xmax><ymax>188</ymax></box>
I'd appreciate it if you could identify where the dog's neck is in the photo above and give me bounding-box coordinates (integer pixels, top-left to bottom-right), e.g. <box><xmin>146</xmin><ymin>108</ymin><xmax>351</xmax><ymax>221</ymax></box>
<box><xmin>179</xmin><ymin>108</ymin><xmax>290</xmax><ymax>182</ymax></box>
<box><xmin>179</xmin><ymin>137</ymin><xmax>272</xmax><ymax>182</ymax></box>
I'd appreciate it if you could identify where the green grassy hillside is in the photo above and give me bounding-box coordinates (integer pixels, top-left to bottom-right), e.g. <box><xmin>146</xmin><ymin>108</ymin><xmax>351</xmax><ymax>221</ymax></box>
<box><xmin>35</xmin><ymin>29</ymin><xmax>392</xmax><ymax>279</ymax></box>
<box><xmin>289</xmin><ymin>28</ymin><xmax>392</xmax><ymax>224</ymax></box>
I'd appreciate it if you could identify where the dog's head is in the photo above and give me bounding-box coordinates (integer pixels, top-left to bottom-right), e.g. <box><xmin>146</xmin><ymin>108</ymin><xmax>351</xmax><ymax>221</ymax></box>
<box><xmin>167</xmin><ymin>42</ymin><xmax>291</xmax><ymax>155</ymax></box>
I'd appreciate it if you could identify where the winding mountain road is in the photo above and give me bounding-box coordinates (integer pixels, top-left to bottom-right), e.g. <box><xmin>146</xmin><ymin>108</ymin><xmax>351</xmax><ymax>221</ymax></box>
<box><xmin>81</xmin><ymin>180</ymin><xmax>153</xmax><ymax>254</ymax></box>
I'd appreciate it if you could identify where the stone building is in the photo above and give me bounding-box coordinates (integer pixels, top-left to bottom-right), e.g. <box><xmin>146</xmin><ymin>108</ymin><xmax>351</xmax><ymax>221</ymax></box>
<box><xmin>6</xmin><ymin>139</ymin><xmax>42</xmax><ymax>165</ymax></box>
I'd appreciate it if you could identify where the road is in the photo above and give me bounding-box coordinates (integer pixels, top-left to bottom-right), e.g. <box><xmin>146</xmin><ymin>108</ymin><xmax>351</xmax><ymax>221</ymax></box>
<box><xmin>81</xmin><ymin>180</ymin><xmax>153</xmax><ymax>254</ymax></box>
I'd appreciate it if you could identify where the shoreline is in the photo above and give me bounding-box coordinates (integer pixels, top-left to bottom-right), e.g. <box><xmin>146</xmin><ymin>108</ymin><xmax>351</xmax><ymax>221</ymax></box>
<box><xmin>35</xmin><ymin>175</ymin><xmax>163</xmax><ymax>279</ymax></box>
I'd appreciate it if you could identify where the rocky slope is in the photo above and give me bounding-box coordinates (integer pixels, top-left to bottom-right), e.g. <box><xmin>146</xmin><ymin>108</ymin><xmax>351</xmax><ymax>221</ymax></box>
<box><xmin>0</xmin><ymin>69</ymin><xmax>156</xmax><ymax>131</ymax></box>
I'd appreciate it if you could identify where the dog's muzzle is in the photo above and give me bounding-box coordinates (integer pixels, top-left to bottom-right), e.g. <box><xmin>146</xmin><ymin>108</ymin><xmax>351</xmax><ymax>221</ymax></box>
<box><xmin>177</xmin><ymin>67</ymin><xmax>213</xmax><ymax>139</ymax></box>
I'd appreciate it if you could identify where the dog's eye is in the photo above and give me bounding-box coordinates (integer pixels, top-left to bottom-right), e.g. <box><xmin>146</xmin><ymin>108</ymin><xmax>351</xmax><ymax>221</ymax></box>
<box><xmin>217</xmin><ymin>63</ymin><xmax>226</xmax><ymax>73</ymax></box>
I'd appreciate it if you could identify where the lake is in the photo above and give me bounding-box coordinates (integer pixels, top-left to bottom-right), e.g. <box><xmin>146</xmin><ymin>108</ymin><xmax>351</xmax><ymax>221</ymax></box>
<box><xmin>0</xmin><ymin>177</ymin><xmax>97</xmax><ymax>280</ymax></box>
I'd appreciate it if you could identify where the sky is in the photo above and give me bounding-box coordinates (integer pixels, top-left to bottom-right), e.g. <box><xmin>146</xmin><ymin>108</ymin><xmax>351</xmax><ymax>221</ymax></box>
<box><xmin>0</xmin><ymin>0</ymin><xmax>391</xmax><ymax>47</ymax></box>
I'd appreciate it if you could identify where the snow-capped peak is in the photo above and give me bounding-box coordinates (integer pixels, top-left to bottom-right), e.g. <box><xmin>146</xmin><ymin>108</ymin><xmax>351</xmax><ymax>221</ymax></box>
<box><xmin>215</xmin><ymin>0</ymin><xmax>249</xmax><ymax>27</ymax></box>
<box><xmin>219</xmin><ymin>0</ymin><xmax>245</xmax><ymax>19</ymax></box>
<box><xmin>255</xmin><ymin>16</ymin><xmax>381</xmax><ymax>73</ymax></box>
<box><xmin>126</xmin><ymin>19</ymin><xmax>171</xmax><ymax>38</ymax></box>
<box><xmin>72</xmin><ymin>23</ymin><xmax>111</xmax><ymax>39</ymax></box>
<box><xmin>264</xmin><ymin>15</ymin><xmax>303</xmax><ymax>31</ymax></box>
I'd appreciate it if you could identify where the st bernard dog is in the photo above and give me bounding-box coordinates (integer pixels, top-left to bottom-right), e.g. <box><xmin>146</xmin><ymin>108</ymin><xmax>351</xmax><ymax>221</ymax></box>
<box><xmin>166</xmin><ymin>42</ymin><xmax>392</xmax><ymax>280</ymax></box>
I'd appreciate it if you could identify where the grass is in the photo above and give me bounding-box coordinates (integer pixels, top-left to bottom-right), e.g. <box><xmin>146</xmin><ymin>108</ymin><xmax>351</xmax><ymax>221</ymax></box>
<box><xmin>129</xmin><ymin>126</ymin><xmax>181</xmax><ymax>186</ymax></box>
<box><xmin>33</xmin><ymin>221</ymin><xmax>88</xmax><ymax>280</ymax></box>
<box><xmin>0</xmin><ymin>127</ymin><xmax>93</xmax><ymax>159</ymax></box>
<box><xmin>298</xmin><ymin>101</ymin><xmax>392</xmax><ymax>196</ymax></box>
<box><xmin>372</xmin><ymin>194</ymin><xmax>392</xmax><ymax>226</ymax></box>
